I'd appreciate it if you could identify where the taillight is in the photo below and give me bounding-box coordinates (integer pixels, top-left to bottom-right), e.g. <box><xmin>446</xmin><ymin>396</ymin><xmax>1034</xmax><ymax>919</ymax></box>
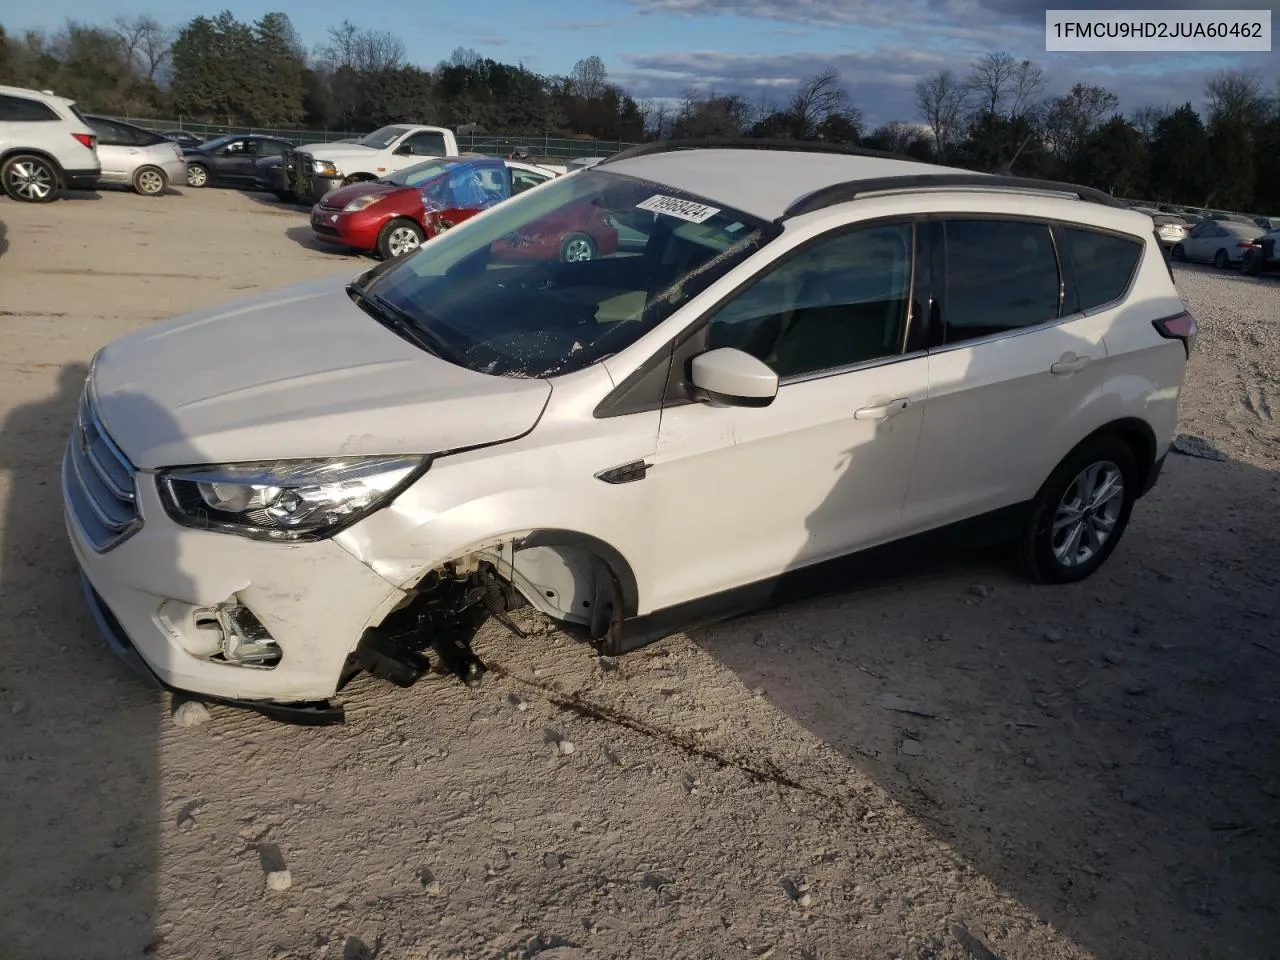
<box><xmin>1236</xmin><ymin>241</ymin><xmax>1256</xmax><ymax>248</ymax></box>
<box><xmin>71</xmin><ymin>132</ymin><xmax>96</xmax><ymax>150</ymax></box>
<box><xmin>1153</xmin><ymin>310</ymin><xmax>1198</xmax><ymax>357</ymax></box>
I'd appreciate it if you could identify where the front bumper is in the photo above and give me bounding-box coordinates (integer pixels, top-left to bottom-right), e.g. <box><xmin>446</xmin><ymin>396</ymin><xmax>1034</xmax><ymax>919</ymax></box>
<box><xmin>63</xmin><ymin>435</ymin><xmax>407</xmax><ymax>706</ymax></box>
<box><xmin>310</xmin><ymin>204</ymin><xmax>382</xmax><ymax>250</ymax></box>
<box><xmin>63</xmin><ymin>168</ymin><xmax>100</xmax><ymax>190</ymax></box>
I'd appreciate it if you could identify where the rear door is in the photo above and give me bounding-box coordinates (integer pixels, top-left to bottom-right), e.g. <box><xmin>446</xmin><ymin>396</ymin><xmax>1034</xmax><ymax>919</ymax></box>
<box><xmin>89</xmin><ymin>118</ymin><xmax>137</xmax><ymax>182</ymax></box>
<box><xmin>904</xmin><ymin>217</ymin><xmax>1110</xmax><ymax>533</ymax></box>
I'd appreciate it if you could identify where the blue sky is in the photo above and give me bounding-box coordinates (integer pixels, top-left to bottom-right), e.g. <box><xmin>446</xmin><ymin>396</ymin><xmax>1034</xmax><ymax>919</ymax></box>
<box><xmin>10</xmin><ymin>0</ymin><xmax>1279</xmax><ymax>124</ymax></box>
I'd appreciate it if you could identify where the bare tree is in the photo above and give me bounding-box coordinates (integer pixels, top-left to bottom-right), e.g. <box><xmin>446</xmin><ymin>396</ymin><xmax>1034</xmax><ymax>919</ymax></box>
<box><xmin>1205</xmin><ymin>69</ymin><xmax>1266</xmax><ymax>124</ymax></box>
<box><xmin>787</xmin><ymin>69</ymin><xmax>848</xmax><ymax>138</ymax></box>
<box><xmin>317</xmin><ymin>20</ymin><xmax>404</xmax><ymax>73</ymax></box>
<box><xmin>111</xmin><ymin>15</ymin><xmax>171</xmax><ymax>81</ymax></box>
<box><xmin>571</xmin><ymin>55</ymin><xmax>607</xmax><ymax>101</ymax></box>
<box><xmin>1044</xmin><ymin>82</ymin><xmax>1119</xmax><ymax>161</ymax></box>
<box><xmin>915</xmin><ymin>69</ymin><xmax>969</xmax><ymax>157</ymax></box>
<box><xmin>353</xmin><ymin>29</ymin><xmax>405</xmax><ymax>73</ymax></box>
<box><xmin>1130</xmin><ymin>104</ymin><xmax>1170</xmax><ymax>144</ymax></box>
<box><xmin>641</xmin><ymin>98</ymin><xmax>671</xmax><ymax>138</ymax></box>
<box><xmin>1007</xmin><ymin>58</ymin><xmax>1045</xmax><ymax>118</ymax></box>
<box><xmin>969</xmin><ymin>50</ymin><xmax>1017</xmax><ymax>115</ymax></box>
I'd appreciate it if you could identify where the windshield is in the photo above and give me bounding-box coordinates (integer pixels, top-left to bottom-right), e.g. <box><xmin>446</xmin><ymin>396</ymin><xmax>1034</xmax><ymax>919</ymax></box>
<box><xmin>356</xmin><ymin>125</ymin><xmax>410</xmax><ymax>149</ymax></box>
<box><xmin>387</xmin><ymin>158</ymin><xmax>459</xmax><ymax>187</ymax></box>
<box><xmin>362</xmin><ymin>169</ymin><xmax>775</xmax><ymax>378</ymax></box>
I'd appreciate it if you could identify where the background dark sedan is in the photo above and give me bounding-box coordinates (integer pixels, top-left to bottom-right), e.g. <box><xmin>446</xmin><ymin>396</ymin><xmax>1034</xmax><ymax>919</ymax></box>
<box><xmin>183</xmin><ymin>134</ymin><xmax>294</xmax><ymax>189</ymax></box>
<box><xmin>162</xmin><ymin>129</ymin><xmax>207</xmax><ymax>148</ymax></box>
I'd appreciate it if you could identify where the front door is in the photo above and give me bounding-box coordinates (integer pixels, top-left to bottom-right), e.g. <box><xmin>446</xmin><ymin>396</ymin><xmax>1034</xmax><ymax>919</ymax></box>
<box><xmin>647</xmin><ymin>220</ymin><xmax>930</xmax><ymax>611</ymax></box>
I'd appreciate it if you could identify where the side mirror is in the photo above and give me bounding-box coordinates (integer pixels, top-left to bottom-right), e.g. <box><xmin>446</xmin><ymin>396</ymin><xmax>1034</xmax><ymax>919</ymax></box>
<box><xmin>396</xmin><ymin>144</ymin><xmax>414</xmax><ymax>155</ymax></box>
<box><xmin>690</xmin><ymin>348</ymin><xmax>778</xmax><ymax>408</ymax></box>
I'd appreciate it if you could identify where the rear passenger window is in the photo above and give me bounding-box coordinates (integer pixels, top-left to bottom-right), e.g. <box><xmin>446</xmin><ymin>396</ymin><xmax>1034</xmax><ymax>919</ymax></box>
<box><xmin>942</xmin><ymin>220</ymin><xmax>1060</xmax><ymax>343</ymax></box>
<box><xmin>0</xmin><ymin>94</ymin><xmax>59</xmax><ymax>122</ymax></box>
<box><xmin>1062</xmin><ymin>227</ymin><xmax>1142</xmax><ymax>310</ymax></box>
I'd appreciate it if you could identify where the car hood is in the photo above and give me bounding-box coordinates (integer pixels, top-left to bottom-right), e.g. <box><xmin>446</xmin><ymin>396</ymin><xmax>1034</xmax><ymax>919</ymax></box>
<box><xmin>89</xmin><ymin>275</ymin><xmax>552</xmax><ymax>469</ymax></box>
<box><xmin>320</xmin><ymin>180</ymin><xmax>407</xmax><ymax>208</ymax></box>
<box><xmin>298</xmin><ymin>143</ymin><xmax>380</xmax><ymax>163</ymax></box>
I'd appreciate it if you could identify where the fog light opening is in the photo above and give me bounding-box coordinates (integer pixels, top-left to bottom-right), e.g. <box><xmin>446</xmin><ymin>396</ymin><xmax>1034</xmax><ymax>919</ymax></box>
<box><xmin>194</xmin><ymin>600</ymin><xmax>282</xmax><ymax>669</ymax></box>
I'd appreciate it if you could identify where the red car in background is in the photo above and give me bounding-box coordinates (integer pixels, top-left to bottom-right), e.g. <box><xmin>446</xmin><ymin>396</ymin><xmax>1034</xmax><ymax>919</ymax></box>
<box><xmin>311</xmin><ymin>155</ymin><xmax>569</xmax><ymax>260</ymax></box>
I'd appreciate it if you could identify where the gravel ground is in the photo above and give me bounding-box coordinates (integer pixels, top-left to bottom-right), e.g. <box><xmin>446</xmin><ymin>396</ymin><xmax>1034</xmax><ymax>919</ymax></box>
<box><xmin>0</xmin><ymin>190</ymin><xmax>1276</xmax><ymax>960</ymax></box>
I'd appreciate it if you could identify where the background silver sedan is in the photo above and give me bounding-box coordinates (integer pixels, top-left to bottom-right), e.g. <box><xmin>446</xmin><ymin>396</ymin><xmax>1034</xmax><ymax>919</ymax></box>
<box><xmin>85</xmin><ymin>116</ymin><xmax>188</xmax><ymax>196</ymax></box>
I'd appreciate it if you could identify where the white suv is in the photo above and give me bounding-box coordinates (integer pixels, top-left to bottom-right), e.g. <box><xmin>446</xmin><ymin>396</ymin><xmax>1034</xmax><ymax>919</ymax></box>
<box><xmin>0</xmin><ymin>85</ymin><xmax>100</xmax><ymax>202</ymax></box>
<box><xmin>64</xmin><ymin>142</ymin><xmax>1195</xmax><ymax>722</ymax></box>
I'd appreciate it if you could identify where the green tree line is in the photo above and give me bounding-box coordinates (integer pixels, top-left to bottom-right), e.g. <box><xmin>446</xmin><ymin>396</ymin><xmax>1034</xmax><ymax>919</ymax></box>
<box><xmin>1</xmin><ymin>16</ymin><xmax>1277</xmax><ymax>211</ymax></box>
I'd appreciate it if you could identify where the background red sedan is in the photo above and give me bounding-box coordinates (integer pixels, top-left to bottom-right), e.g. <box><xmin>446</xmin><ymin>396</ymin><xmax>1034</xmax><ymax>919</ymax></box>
<box><xmin>310</xmin><ymin>156</ymin><xmax>568</xmax><ymax>259</ymax></box>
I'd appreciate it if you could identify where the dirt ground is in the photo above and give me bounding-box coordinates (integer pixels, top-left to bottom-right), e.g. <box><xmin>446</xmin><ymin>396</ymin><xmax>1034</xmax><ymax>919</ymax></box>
<box><xmin>0</xmin><ymin>187</ymin><xmax>1276</xmax><ymax>960</ymax></box>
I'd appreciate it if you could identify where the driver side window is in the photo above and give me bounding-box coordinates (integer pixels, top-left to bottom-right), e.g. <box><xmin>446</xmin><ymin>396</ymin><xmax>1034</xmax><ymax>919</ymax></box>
<box><xmin>705</xmin><ymin>222</ymin><xmax>915</xmax><ymax>380</ymax></box>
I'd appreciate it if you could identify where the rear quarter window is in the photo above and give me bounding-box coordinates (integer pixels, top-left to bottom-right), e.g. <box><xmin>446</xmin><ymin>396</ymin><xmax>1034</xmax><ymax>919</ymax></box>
<box><xmin>1062</xmin><ymin>227</ymin><xmax>1143</xmax><ymax>310</ymax></box>
<box><xmin>0</xmin><ymin>94</ymin><xmax>59</xmax><ymax>122</ymax></box>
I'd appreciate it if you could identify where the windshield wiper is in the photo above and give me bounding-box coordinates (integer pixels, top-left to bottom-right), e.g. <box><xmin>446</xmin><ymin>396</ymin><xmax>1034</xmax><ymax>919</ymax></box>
<box><xmin>346</xmin><ymin>283</ymin><xmax>463</xmax><ymax>366</ymax></box>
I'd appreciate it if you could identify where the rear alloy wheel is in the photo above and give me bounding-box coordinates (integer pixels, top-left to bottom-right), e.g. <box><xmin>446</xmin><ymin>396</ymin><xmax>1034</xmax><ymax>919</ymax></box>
<box><xmin>376</xmin><ymin>218</ymin><xmax>425</xmax><ymax>260</ymax></box>
<box><xmin>1213</xmin><ymin>248</ymin><xmax>1230</xmax><ymax>269</ymax></box>
<box><xmin>1016</xmin><ymin>436</ymin><xmax>1138</xmax><ymax>584</ymax></box>
<box><xmin>1170</xmin><ymin>243</ymin><xmax>1186</xmax><ymax>262</ymax></box>
<box><xmin>133</xmin><ymin>166</ymin><xmax>166</xmax><ymax>196</ymax></box>
<box><xmin>2</xmin><ymin>154</ymin><xmax>58</xmax><ymax>203</ymax></box>
<box><xmin>186</xmin><ymin>164</ymin><xmax>209</xmax><ymax>188</ymax></box>
<box><xmin>560</xmin><ymin>232</ymin><xmax>597</xmax><ymax>263</ymax></box>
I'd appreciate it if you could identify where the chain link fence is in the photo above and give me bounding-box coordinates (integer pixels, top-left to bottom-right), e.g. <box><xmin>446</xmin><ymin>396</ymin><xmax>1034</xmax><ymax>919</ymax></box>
<box><xmin>104</xmin><ymin>116</ymin><xmax>639</xmax><ymax>160</ymax></box>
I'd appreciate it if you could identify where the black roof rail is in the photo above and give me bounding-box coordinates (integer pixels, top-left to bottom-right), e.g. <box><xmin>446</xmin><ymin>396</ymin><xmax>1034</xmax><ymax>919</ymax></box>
<box><xmin>783</xmin><ymin>173</ymin><xmax>1127</xmax><ymax>218</ymax></box>
<box><xmin>600</xmin><ymin>137</ymin><xmax>919</xmax><ymax>166</ymax></box>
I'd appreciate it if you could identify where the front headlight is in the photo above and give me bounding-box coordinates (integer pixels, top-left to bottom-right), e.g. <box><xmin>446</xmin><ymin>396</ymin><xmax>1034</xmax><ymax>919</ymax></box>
<box><xmin>312</xmin><ymin>160</ymin><xmax>339</xmax><ymax>177</ymax></box>
<box><xmin>343</xmin><ymin>194</ymin><xmax>383</xmax><ymax>212</ymax></box>
<box><xmin>158</xmin><ymin>456</ymin><xmax>426</xmax><ymax>541</ymax></box>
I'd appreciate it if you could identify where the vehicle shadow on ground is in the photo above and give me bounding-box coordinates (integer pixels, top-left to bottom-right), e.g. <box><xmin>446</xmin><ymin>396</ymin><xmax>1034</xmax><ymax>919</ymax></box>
<box><xmin>0</xmin><ymin>364</ymin><xmax>172</xmax><ymax>958</ymax></box>
<box><xmin>0</xmin><ymin>220</ymin><xmax>8</xmax><ymax>258</ymax></box>
<box><xmin>694</xmin><ymin>449</ymin><xmax>1280</xmax><ymax>960</ymax></box>
<box><xmin>283</xmin><ymin>224</ymin><xmax>363</xmax><ymax>259</ymax></box>
<box><xmin>243</xmin><ymin>190</ymin><xmax>310</xmax><ymax>212</ymax></box>
<box><xmin>59</xmin><ymin>190</ymin><xmax>103</xmax><ymax>201</ymax></box>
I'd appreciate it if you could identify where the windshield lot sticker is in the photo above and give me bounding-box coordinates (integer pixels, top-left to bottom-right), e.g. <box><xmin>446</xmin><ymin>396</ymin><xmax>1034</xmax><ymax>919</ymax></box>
<box><xmin>636</xmin><ymin>194</ymin><xmax>721</xmax><ymax>223</ymax></box>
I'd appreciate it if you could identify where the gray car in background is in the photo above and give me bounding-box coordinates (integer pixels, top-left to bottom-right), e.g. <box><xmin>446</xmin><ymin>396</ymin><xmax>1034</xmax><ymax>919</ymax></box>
<box><xmin>86</xmin><ymin>116</ymin><xmax>188</xmax><ymax>195</ymax></box>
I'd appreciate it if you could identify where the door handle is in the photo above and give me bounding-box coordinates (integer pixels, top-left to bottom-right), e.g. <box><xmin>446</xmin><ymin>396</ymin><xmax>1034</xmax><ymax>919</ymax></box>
<box><xmin>1050</xmin><ymin>353</ymin><xmax>1091</xmax><ymax>376</ymax></box>
<box><xmin>854</xmin><ymin>398</ymin><xmax>910</xmax><ymax>421</ymax></box>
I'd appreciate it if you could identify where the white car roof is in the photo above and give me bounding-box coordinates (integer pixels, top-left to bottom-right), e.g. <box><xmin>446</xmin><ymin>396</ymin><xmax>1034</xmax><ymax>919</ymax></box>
<box><xmin>602</xmin><ymin>148</ymin><xmax>976</xmax><ymax>221</ymax></box>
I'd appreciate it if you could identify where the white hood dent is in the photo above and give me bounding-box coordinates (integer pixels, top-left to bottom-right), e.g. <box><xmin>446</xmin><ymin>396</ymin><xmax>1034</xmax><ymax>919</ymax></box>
<box><xmin>90</xmin><ymin>276</ymin><xmax>552</xmax><ymax>469</ymax></box>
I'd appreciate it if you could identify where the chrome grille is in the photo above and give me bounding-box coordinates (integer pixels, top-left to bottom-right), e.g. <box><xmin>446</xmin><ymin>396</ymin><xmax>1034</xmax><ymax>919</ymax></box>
<box><xmin>64</xmin><ymin>388</ymin><xmax>141</xmax><ymax>552</ymax></box>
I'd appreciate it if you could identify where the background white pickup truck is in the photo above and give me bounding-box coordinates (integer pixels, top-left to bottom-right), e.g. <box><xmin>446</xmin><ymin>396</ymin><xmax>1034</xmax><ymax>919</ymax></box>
<box><xmin>285</xmin><ymin>124</ymin><xmax>459</xmax><ymax>202</ymax></box>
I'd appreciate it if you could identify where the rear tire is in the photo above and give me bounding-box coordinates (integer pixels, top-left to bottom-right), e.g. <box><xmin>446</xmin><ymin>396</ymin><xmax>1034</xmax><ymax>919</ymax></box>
<box><xmin>186</xmin><ymin>164</ymin><xmax>209</xmax><ymax>188</ymax></box>
<box><xmin>1213</xmin><ymin>248</ymin><xmax>1230</xmax><ymax>269</ymax></box>
<box><xmin>1170</xmin><ymin>243</ymin><xmax>1186</xmax><ymax>262</ymax></box>
<box><xmin>133</xmin><ymin>166</ymin><xmax>166</xmax><ymax>196</ymax></box>
<box><xmin>2</xmin><ymin>154</ymin><xmax>59</xmax><ymax>202</ymax></box>
<box><xmin>376</xmin><ymin>218</ymin><xmax>425</xmax><ymax>260</ymax></box>
<box><xmin>1015</xmin><ymin>436</ymin><xmax>1138</xmax><ymax>585</ymax></box>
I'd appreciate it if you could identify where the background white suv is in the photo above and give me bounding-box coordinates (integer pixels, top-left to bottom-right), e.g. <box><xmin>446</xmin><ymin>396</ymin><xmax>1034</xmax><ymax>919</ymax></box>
<box><xmin>0</xmin><ymin>84</ymin><xmax>100</xmax><ymax>202</ymax></box>
<box><xmin>64</xmin><ymin>142</ymin><xmax>1194</xmax><ymax>721</ymax></box>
